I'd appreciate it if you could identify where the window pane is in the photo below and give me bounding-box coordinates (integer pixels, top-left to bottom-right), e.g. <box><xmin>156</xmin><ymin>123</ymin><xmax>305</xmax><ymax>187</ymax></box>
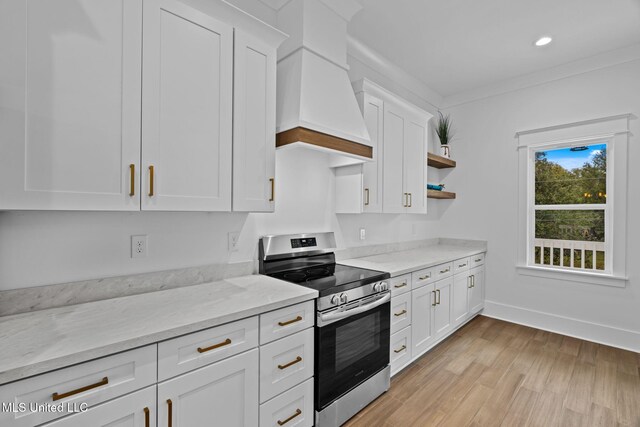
<box><xmin>535</xmin><ymin>210</ymin><xmax>605</xmax><ymax>242</ymax></box>
<box><xmin>535</xmin><ymin>143</ymin><xmax>607</xmax><ymax>205</ymax></box>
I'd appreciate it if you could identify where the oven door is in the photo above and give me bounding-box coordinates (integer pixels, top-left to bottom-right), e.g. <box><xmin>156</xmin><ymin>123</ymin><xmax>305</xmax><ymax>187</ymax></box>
<box><xmin>315</xmin><ymin>292</ymin><xmax>390</xmax><ymax>410</ymax></box>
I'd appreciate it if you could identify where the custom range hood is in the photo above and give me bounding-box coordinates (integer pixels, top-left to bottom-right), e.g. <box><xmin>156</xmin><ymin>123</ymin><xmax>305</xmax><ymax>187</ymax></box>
<box><xmin>274</xmin><ymin>0</ymin><xmax>372</xmax><ymax>166</ymax></box>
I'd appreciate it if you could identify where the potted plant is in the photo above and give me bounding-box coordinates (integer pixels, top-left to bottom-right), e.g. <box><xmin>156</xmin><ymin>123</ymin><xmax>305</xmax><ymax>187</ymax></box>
<box><xmin>435</xmin><ymin>111</ymin><xmax>454</xmax><ymax>158</ymax></box>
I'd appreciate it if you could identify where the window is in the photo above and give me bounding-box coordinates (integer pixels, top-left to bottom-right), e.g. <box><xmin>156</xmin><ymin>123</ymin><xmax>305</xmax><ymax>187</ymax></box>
<box><xmin>516</xmin><ymin>115</ymin><xmax>630</xmax><ymax>287</ymax></box>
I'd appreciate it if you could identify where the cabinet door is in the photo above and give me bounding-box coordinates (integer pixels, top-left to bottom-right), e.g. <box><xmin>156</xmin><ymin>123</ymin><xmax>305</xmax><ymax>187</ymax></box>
<box><xmin>452</xmin><ymin>273</ymin><xmax>470</xmax><ymax>326</ymax></box>
<box><xmin>411</xmin><ymin>283</ymin><xmax>435</xmax><ymax>357</ymax></box>
<box><xmin>360</xmin><ymin>93</ymin><xmax>384</xmax><ymax>213</ymax></box>
<box><xmin>434</xmin><ymin>277</ymin><xmax>453</xmax><ymax>339</ymax></box>
<box><xmin>0</xmin><ymin>0</ymin><xmax>142</xmax><ymax>210</ymax></box>
<box><xmin>403</xmin><ymin>117</ymin><xmax>427</xmax><ymax>214</ymax></box>
<box><xmin>382</xmin><ymin>101</ymin><xmax>406</xmax><ymax>213</ymax></box>
<box><xmin>42</xmin><ymin>386</ymin><xmax>155</xmax><ymax>427</ymax></box>
<box><xmin>142</xmin><ymin>0</ymin><xmax>233</xmax><ymax>211</ymax></box>
<box><xmin>469</xmin><ymin>265</ymin><xmax>485</xmax><ymax>314</ymax></box>
<box><xmin>158</xmin><ymin>348</ymin><xmax>259</xmax><ymax>427</ymax></box>
<box><xmin>233</xmin><ymin>30</ymin><xmax>276</xmax><ymax>212</ymax></box>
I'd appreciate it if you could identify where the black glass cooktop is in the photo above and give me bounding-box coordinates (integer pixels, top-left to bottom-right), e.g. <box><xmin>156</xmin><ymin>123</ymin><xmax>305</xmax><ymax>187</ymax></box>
<box><xmin>268</xmin><ymin>263</ymin><xmax>389</xmax><ymax>297</ymax></box>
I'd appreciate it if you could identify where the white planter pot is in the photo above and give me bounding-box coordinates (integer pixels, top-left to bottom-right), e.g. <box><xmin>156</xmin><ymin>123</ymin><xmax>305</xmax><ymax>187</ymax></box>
<box><xmin>440</xmin><ymin>144</ymin><xmax>451</xmax><ymax>158</ymax></box>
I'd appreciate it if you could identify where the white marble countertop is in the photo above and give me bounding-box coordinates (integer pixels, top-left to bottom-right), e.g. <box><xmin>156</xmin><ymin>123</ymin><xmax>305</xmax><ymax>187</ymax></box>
<box><xmin>0</xmin><ymin>275</ymin><xmax>316</xmax><ymax>385</ymax></box>
<box><xmin>339</xmin><ymin>243</ymin><xmax>487</xmax><ymax>277</ymax></box>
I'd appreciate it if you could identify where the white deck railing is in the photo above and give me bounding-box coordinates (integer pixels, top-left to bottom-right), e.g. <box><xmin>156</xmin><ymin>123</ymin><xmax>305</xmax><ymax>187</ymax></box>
<box><xmin>533</xmin><ymin>238</ymin><xmax>605</xmax><ymax>271</ymax></box>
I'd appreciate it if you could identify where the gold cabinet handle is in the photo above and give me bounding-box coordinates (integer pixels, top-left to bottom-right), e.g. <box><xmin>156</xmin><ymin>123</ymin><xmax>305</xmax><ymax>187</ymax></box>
<box><xmin>475</xmin><ymin>258</ymin><xmax>482</xmax><ymax>262</ymax></box>
<box><xmin>129</xmin><ymin>164</ymin><xmax>135</xmax><ymax>196</ymax></box>
<box><xmin>277</xmin><ymin>408</ymin><xmax>302</xmax><ymax>426</ymax></box>
<box><xmin>394</xmin><ymin>345</ymin><xmax>406</xmax><ymax>354</ymax></box>
<box><xmin>167</xmin><ymin>399</ymin><xmax>172</xmax><ymax>427</ymax></box>
<box><xmin>436</xmin><ymin>289</ymin><xmax>441</xmax><ymax>305</ymax></box>
<box><xmin>269</xmin><ymin>178</ymin><xmax>275</xmax><ymax>202</ymax></box>
<box><xmin>52</xmin><ymin>377</ymin><xmax>108</xmax><ymax>401</ymax></box>
<box><xmin>394</xmin><ymin>309</ymin><xmax>407</xmax><ymax>317</ymax></box>
<box><xmin>394</xmin><ymin>282</ymin><xmax>407</xmax><ymax>288</ymax></box>
<box><xmin>148</xmin><ymin>165</ymin><xmax>155</xmax><ymax>197</ymax></box>
<box><xmin>432</xmin><ymin>290</ymin><xmax>437</xmax><ymax>307</ymax></box>
<box><xmin>403</xmin><ymin>192</ymin><xmax>408</xmax><ymax>207</ymax></box>
<box><xmin>468</xmin><ymin>277</ymin><xmax>472</xmax><ymax>289</ymax></box>
<box><xmin>472</xmin><ymin>275</ymin><xmax>475</xmax><ymax>288</ymax></box>
<box><xmin>278</xmin><ymin>316</ymin><xmax>302</xmax><ymax>327</ymax></box>
<box><xmin>418</xmin><ymin>274</ymin><xmax>430</xmax><ymax>281</ymax></box>
<box><xmin>278</xmin><ymin>356</ymin><xmax>302</xmax><ymax>370</ymax></box>
<box><xmin>458</xmin><ymin>263</ymin><xmax>467</xmax><ymax>268</ymax></box>
<box><xmin>364</xmin><ymin>188</ymin><xmax>370</xmax><ymax>206</ymax></box>
<box><xmin>144</xmin><ymin>407</ymin><xmax>150</xmax><ymax>427</ymax></box>
<box><xmin>440</xmin><ymin>268</ymin><xmax>450</xmax><ymax>274</ymax></box>
<box><xmin>197</xmin><ymin>338</ymin><xmax>231</xmax><ymax>353</ymax></box>
<box><xmin>408</xmin><ymin>192</ymin><xmax>412</xmax><ymax>207</ymax></box>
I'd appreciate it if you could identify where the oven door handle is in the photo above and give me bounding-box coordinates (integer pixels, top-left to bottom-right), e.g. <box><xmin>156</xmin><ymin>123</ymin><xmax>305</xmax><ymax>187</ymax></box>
<box><xmin>317</xmin><ymin>292</ymin><xmax>391</xmax><ymax>327</ymax></box>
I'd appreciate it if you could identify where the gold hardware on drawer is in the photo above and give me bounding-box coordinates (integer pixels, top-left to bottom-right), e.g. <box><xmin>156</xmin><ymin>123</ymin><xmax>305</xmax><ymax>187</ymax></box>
<box><xmin>278</xmin><ymin>316</ymin><xmax>303</xmax><ymax>327</ymax></box>
<box><xmin>439</xmin><ymin>268</ymin><xmax>450</xmax><ymax>274</ymax></box>
<box><xmin>52</xmin><ymin>377</ymin><xmax>109</xmax><ymax>401</ymax></box>
<box><xmin>197</xmin><ymin>338</ymin><xmax>232</xmax><ymax>353</ymax></box>
<box><xmin>148</xmin><ymin>165</ymin><xmax>155</xmax><ymax>197</ymax></box>
<box><xmin>458</xmin><ymin>263</ymin><xmax>467</xmax><ymax>268</ymax></box>
<box><xmin>129</xmin><ymin>164</ymin><xmax>135</xmax><ymax>196</ymax></box>
<box><xmin>278</xmin><ymin>408</ymin><xmax>302</xmax><ymax>426</ymax></box>
<box><xmin>278</xmin><ymin>356</ymin><xmax>303</xmax><ymax>370</ymax></box>
<box><xmin>475</xmin><ymin>258</ymin><xmax>482</xmax><ymax>262</ymax></box>
<box><xmin>144</xmin><ymin>407</ymin><xmax>150</xmax><ymax>427</ymax></box>
<box><xmin>394</xmin><ymin>282</ymin><xmax>407</xmax><ymax>288</ymax></box>
<box><xmin>394</xmin><ymin>309</ymin><xmax>407</xmax><ymax>317</ymax></box>
<box><xmin>418</xmin><ymin>274</ymin><xmax>430</xmax><ymax>280</ymax></box>
<box><xmin>394</xmin><ymin>345</ymin><xmax>406</xmax><ymax>353</ymax></box>
<box><xmin>269</xmin><ymin>178</ymin><xmax>275</xmax><ymax>202</ymax></box>
<box><xmin>167</xmin><ymin>399</ymin><xmax>173</xmax><ymax>427</ymax></box>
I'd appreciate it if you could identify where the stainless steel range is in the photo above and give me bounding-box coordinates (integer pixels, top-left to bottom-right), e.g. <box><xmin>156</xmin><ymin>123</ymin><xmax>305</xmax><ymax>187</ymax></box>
<box><xmin>259</xmin><ymin>232</ymin><xmax>391</xmax><ymax>427</ymax></box>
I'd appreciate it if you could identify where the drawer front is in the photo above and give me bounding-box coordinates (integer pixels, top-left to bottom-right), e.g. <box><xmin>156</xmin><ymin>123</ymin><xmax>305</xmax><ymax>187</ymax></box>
<box><xmin>260</xmin><ymin>378</ymin><xmax>313</xmax><ymax>427</ymax></box>
<box><xmin>390</xmin><ymin>326</ymin><xmax>412</xmax><ymax>376</ymax></box>
<box><xmin>453</xmin><ymin>257</ymin><xmax>470</xmax><ymax>275</ymax></box>
<box><xmin>470</xmin><ymin>253</ymin><xmax>485</xmax><ymax>267</ymax></box>
<box><xmin>390</xmin><ymin>292</ymin><xmax>411</xmax><ymax>335</ymax></box>
<box><xmin>260</xmin><ymin>301</ymin><xmax>314</xmax><ymax>345</ymax></box>
<box><xmin>0</xmin><ymin>345</ymin><xmax>157</xmax><ymax>427</ymax></box>
<box><xmin>412</xmin><ymin>267</ymin><xmax>434</xmax><ymax>289</ymax></box>
<box><xmin>389</xmin><ymin>274</ymin><xmax>412</xmax><ymax>297</ymax></box>
<box><xmin>260</xmin><ymin>328</ymin><xmax>314</xmax><ymax>403</ymax></box>
<box><xmin>158</xmin><ymin>316</ymin><xmax>258</xmax><ymax>381</ymax></box>
<box><xmin>433</xmin><ymin>262</ymin><xmax>453</xmax><ymax>281</ymax></box>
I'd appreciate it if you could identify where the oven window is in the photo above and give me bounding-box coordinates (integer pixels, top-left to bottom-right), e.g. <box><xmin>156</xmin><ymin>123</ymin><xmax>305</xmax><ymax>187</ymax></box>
<box><xmin>335</xmin><ymin>311</ymin><xmax>380</xmax><ymax>372</ymax></box>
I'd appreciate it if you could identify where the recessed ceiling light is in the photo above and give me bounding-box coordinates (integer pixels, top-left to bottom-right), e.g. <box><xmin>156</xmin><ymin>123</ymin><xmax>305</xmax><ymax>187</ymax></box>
<box><xmin>535</xmin><ymin>36</ymin><xmax>553</xmax><ymax>47</ymax></box>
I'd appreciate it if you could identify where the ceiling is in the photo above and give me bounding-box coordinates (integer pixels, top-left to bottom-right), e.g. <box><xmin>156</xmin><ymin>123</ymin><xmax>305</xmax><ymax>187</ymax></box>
<box><xmin>349</xmin><ymin>0</ymin><xmax>640</xmax><ymax>97</ymax></box>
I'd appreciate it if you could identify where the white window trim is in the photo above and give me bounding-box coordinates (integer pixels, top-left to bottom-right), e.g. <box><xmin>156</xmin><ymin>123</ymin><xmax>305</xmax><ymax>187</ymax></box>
<box><xmin>516</xmin><ymin>114</ymin><xmax>631</xmax><ymax>287</ymax></box>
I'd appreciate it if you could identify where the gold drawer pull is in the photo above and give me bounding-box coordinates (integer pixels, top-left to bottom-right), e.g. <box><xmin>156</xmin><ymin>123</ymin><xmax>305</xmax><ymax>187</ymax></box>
<box><xmin>440</xmin><ymin>268</ymin><xmax>450</xmax><ymax>274</ymax></box>
<box><xmin>394</xmin><ymin>309</ymin><xmax>407</xmax><ymax>317</ymax></box>
<box><xmin>144</xmin><ymin>407</ymin><xmax>150</xmax><ymax>427</ymax></box>
<box><xmin>278</xmin><ymin>408</ymin><xmax>302</xmax><ymax>426</ymax></box>
<box><xmin>269</xmin><ymin>178</ymin><xmax>275</xmax><ymax>202</ymax></box>
<box><xmin>129</xmin><ymin>164</ymin><xmax>135</xmax><ymax>196</ymax></box>
<box><xmin>394</xmin><ymin>345</ymin><xmax>407</xmax><ymax>353</ymax></box>
<box><xmin>458</xmin><ymin>263</ymin><xmax>467</xmax><ymax>268</ymax></box>
<box><xmin>475</xmin><ymin>258</ymin><xmax>482</xmax><ymax>262</ymax></box>
<box><xmin>278</xmin><ymin>316</ymin><xmax>303</xmax><ymax>327</ymax></box>
<box><xmin>394</xmin><ymin>282</ymin><xmax>407</xmax><ymax>288</ymax></box>
<box><xmin>278</xmin><ymin>356</ymin><xmax>302</xmax><ymax>370</ymax></box>
<box><xmin>148</xmin><ymin>165</ymin><xmax>155</xmax><ymax>197</ymax></box>
<box><xmin>52</xmin><ymin>377</ymin><xmax>108</xmax><ymax>401</ymax></box>
<box><xmin>197</xmin><ymin>338</ymin><xmax>232</xmax><ymax>353</ymax></box>
<box><xmin>418</xmin><ymin>275</ymin><xmax>430</xmax><ymax>280</ymax></box>
<box><xmin>167</xmin><ymin>399</ymin><xmax>173</xmax><ymax>427</ymax></box>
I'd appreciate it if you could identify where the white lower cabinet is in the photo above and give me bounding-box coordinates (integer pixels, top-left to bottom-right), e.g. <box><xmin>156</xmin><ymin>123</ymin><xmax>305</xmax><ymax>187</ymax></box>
<box><xmin>41</xmin><ymin>386</ymin><xmax>156</xmax><ymax>427</ymax></box>
<box><xmin>452</xmin><ymin>273</ymin><xmax>470</xmax><ymax>326</ymax></box>
<box><xmin>390</xmin><ymin>291</ymin><xmax>411</xmax><ymax>334</ymax></box>
<box><xmin>433</xmin><ymin>277</ymin><xmax>453</xmax><ymax>340</ymax></box>
<box><xmin>158</xmin><ymin>348</ymin><xmax>259</xmax><ymax>427</ymax></box>
<box><xmin>259</xmin><ymin>378</ymin><xmax>313</xmax><ymax>427</ymax></box>
<box><xmin>469</xmin><ymin>265</ymin><xmax>485</xmax><ymax>314</ymax></box>
<box><xmin>390</xmin><ymin>326</ymin><xmax>412</xmax><ymax>375</ymax></box>
<box><xmin>411</xmin><ymin>283</ymin><xmax>435</xmax><ymax>356</ymax></box>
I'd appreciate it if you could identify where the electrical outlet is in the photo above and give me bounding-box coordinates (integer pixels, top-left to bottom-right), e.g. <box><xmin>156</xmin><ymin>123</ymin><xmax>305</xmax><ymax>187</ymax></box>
<box><xmin>359</xmin><ymin>228</ymin><xmax>366</xmax><ymax>241</ymax></box>
<box><xmin>131</xmin><ymin>235</ymin><xmax>148</xmax><ymax>258</ymax></box>
<box><xmin>228</xmin><ymin>231</ymin><xmax>240</xmax><ymax>252</ymax></box>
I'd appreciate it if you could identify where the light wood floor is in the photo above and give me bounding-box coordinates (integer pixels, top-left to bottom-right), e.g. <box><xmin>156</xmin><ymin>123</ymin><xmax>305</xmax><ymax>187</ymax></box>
<box><xmin>344</xmin><ymin>316</ymin><xmax>640</xmax><ymax>427</ymax></box>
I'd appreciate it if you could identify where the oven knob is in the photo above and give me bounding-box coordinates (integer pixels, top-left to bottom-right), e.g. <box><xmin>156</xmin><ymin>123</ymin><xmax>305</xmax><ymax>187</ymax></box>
<box><xmin>382</xmin><ymin>282</ymin><xmax>389</xmax><ymax>291</ymax></box>
<box><xmin>339</xmin><ymin>293</ymin><xmax>348</xmax><ymax>304</ymax></box>
<box><xmin>330</xmin><ymin>295</ymin><xmax>341</xmax><ymax>306</ymax></box>
<box><xmin>372</xmin><ymin>282</ymin><xmax>381</xmax><ymax>292</ymax></box>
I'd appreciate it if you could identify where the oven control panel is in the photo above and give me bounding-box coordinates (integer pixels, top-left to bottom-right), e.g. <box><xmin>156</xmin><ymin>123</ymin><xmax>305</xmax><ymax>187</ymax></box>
<box><xmin>290</xmin><ymin>237</ymin><xmax>317</xmax><ymax>249</ymax></box>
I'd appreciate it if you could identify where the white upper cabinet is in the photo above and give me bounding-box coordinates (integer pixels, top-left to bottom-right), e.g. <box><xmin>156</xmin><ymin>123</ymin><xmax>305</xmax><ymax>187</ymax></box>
<box><xmin>0</xmin><ymin>0</ymin><xmax>143</xmax><ymax>210</ymax></box>
<box><xmin>403</xmin><ymin>116</ymin><xmax>427</xmax><ymax>214</ymax></box>
<box><xmin>382</xmin><ymin>100</ymin><xmax>407</xmax><ymax>214</ymax></box>
<box><xmin>359</xmin><ymin>93</ymin><xmax>384</xmax><ymax>213</ymax></box>
<box><xmin>232</xmin><ymin>30</ymin><xmax>277</xmax><ymax>212</ymax></box>
<box><xmin>142</xmin><ymin>0</ymin><xmax>233</xmax><ymax>211</ymax></box>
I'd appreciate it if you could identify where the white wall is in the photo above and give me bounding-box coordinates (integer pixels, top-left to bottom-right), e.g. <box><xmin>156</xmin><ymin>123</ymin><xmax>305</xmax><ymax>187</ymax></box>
<box><xmin>438</xmin><ymin>59</ymin><xmax>640</xmax><ymax>348</ymax></box>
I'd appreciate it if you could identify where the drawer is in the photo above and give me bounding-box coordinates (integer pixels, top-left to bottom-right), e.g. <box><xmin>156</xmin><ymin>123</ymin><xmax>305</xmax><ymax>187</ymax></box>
<box><xmin>453</xmin><ymin>257</ymin><xmax>470</xmax><ymax>274</ymax></box>
<box><xmin>260</xmin><ymin>378</ymin><xmax>313</xmax><ymax>427</ymax></box>
<box><xmin>0</xmin><ymin>345</ymin><xmax>156</xmax><ymax>427</ymax></box>
<box><xmin>389</xmin><ymin>274</ymin><xmax>412</xmax><ymax>297</ymax></box>
<box><xmin>433</xmin><ymin>262</ymin><xmax>453</xmax><ymax>281</ymax></box>
<box><xmin>260</xmin><ymin>301</ymin><xmax>314</xmax><ymax>345</ymax></box>
<box><xmin>260</xmin><ymin>328</ymin><xmax>314</xmax><ymax>403</ymax></box>
<box><xmin>391</xmin><ymin>292</ymin><xmax>411</xmax><ymax>335</ymax></box>
<box><xmin>158</xmin><ymin>316</ymin><xmax>258</xmax><ymax>381</ymax></box>
<box><xmin>390</xmin><ymin>326</ymin><xmax>412</xmax><ymax>376</ymax></box>
<box><xmin>412</xmin><ymin>267</ymin><xmax>434</xmax><ymax>289</ymax></box>
<box><xmin>470</xmin><ymin>253</ymin><xmax>485</xmax><ymax>267</ymax></box>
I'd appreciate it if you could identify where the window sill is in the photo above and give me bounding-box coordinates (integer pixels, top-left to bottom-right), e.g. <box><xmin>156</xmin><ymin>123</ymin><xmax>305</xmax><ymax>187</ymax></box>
<box><xmin>516</xmin><ymin>265</ymin><xmax>627</xmax><ymax>288</ymax></box>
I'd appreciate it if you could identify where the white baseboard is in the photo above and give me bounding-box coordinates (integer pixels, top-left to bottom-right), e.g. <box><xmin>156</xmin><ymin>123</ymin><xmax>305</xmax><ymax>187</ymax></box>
<box><xmin>483</xmin><ymin>300</ymin><xmax>640</xmax><ymax>353</ymax></box>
